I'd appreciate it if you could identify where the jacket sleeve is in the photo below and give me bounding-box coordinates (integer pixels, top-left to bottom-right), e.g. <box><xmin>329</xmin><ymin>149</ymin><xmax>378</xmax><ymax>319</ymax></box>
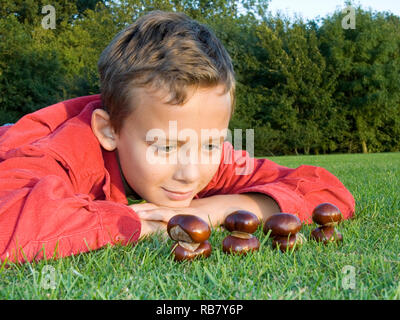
<box><xmin>197</xmin><ymin>142</ymin><xmax>355</xmax><ymax>223</ymax></box>
<box><xmin>0</xmin><ymin>149</ymin><xmax>141</xmax><ymax>264</ymax></box>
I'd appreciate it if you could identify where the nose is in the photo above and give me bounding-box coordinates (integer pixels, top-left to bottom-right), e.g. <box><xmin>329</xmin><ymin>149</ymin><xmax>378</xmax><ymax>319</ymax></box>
<box><xmin>174</xmin><ymin>148</ymin><xmax>200</xmax><ymax>184</ymax></box>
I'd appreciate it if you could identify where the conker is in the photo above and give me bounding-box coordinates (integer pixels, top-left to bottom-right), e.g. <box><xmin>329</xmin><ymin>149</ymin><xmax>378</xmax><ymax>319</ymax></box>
<box><xmin>167</xmin><ymin>214</ymin><xmax>211</xmax><ymax>243</ymax></box>
<box><xmin>173</xmin><ymin>240</ymin><xmax>212</xmax><ymax>261</ymax></box>
<box><xmin>263</xmin><ymin>213</ymin><xmax>302</xmax><ymax>237</ymax></box>
<box><xmin>311</xmin><ymin>226</ymin><xmax>343</xmax><ymax>244</ymax></box>
<box><xmin>272</xmin><ymin>233</ymin><xmax>306</xmax><ymax>252</ymax></box>
<box><xmin>312</xmin><ymin>203</ymin><xmax>342</xmax><ymax>227</ymax></box>
<box><xmin>222</xmin><ymin>234</ymin><xmax>260</xmax><ymax>255</ymax></box>
<box><xmin>224</xmin><ymin>210</ymin><xmax>260</xmax><ymax>234</ymax></box>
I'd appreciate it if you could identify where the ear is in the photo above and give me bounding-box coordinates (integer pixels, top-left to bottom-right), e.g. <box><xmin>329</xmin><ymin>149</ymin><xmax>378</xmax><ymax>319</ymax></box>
<box><xmin>91</xmin><ymin>109</ymin><xmax>117</xmax><ymax>151</ymax></box>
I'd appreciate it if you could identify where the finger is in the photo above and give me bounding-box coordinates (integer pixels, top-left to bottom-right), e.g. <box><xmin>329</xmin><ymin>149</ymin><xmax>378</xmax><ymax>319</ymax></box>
<box><xmin>136</xmin><ymin>209</ymin><xmax>176</xmax><ymax>223</ymax></box>
<box><xmin>130</xmin><ymin>202</ymin><xmax>159</xmax><ymax>212</ymax></box>
<box><xmin>137</xmin><ymin>210</ymin><xmax>168</xmax><ymax>222</ymax></box>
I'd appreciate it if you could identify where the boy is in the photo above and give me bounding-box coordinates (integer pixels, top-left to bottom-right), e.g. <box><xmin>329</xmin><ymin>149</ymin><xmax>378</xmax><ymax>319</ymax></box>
<box><xmin>0</xmin><ymin>11</ymin><xmax>355</xmax><ymax>264</ymax></box>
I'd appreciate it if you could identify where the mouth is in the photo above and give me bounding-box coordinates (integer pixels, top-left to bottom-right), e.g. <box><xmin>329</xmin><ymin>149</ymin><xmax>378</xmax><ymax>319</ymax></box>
<box><xmin>161</xmin><ymin>187</ymin><xmax>194</xmax><ymax>201</ymax></box>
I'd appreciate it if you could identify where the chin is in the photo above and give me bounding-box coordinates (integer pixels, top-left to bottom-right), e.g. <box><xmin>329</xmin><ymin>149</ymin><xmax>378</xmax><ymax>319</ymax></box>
<box><xmin>145</xmin><ymin>197</ymin><xmax>193</xmax><ymax>208</ymax></box>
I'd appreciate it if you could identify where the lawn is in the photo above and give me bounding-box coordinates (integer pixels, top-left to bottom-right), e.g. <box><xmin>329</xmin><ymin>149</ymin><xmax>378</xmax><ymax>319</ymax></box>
<box><xmin>1</xmin><ymin>152</ymin><xmax>399</xmax><ymax>299</ymax></box>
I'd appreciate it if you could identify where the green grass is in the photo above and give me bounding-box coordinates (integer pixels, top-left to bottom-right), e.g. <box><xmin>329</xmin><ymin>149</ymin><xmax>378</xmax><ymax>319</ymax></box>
<box><xmin>1</xmin><ymin>152</ymin><xmax>400</xmax><ymax>299</ymax></box>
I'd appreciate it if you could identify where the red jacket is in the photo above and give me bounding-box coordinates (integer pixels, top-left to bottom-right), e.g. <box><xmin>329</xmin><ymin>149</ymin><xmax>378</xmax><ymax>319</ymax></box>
<box><xmin>0</xmin><ymin>94</ymin><xmax>355</xmax><ymax>263</ymax></box>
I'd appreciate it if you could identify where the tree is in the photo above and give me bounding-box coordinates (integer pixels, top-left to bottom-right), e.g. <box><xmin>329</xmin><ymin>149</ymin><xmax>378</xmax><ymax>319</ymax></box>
<box><xmin>319</xmin><ymin>7</ymin><xmax>400</xmax><ymax>153</ymax></box>
<box><xmin>0</xmin><ymin>15</ymin><xmax>65</xmax><ymax>124</ymax></box>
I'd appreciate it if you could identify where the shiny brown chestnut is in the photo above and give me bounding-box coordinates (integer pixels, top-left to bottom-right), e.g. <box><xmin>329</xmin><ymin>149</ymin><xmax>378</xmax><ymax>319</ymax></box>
<box><xmin>172</xmin><ymin>240</ymin><xmax>212</xmax><ymax>261</ymax></box>
<box><xmin>311</xmin><ymin>226</ymin><xmax>343</xmax><ymax>244</ymax></box>
<box><xmin>222</xmin><ymin>234</ymin><xmax>260</xmax><ymax>255</ymax></box>
<box><xmin>263</xmin><ymin>213</ymin><xmax>302</xmax><ymax>237</ymax></box>
<box><xmin>272</xmin><ymin>233</ymin><xmax>306</xmax><ymax>252</ymax></box>
<box><xmin>224</xmin><ymin>210</ymin><xmax>260</xmax><ymax>234</ymax></box>
<box><xmin>167</xmin><ymin>214</ymin><xmax>211</xmax><ymax>243</ymax></box>
<box><xmin>312</xmin><ymin>203</ymin><xmax>342</xmax><ymax>227</ymax></box>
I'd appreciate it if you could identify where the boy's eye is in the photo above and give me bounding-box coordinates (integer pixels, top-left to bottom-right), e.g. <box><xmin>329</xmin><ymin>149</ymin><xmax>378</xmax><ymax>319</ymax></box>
<box><xmin>203</xmin><ymin>144</ymin><xmax>220</xmax><ymax>151</ymax></box>
<box><xmin>155</xmin><ymin>144</ymin><xmax>220</xmax><ymax>152</ymax></box>
<box><xmin>156</xmin><ymin>145</ymin><xmax>176</xmax><ymax>152</ymax></box>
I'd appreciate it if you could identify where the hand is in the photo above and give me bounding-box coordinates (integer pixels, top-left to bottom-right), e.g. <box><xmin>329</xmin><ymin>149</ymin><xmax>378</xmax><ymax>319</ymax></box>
<box><xmin>130</xmin><ymin>201</ymin><xmax>215</xmax><ymax>230</ymax></box>
<box><xmin>139</xmin><ymin>220</ymin><xmax>167</xmax><ymax>240</ymax></box>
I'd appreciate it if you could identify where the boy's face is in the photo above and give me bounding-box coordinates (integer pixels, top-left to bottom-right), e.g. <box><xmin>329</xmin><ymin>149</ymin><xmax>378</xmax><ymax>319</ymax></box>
<box><xmin>115</xmin><ymin>85</ymin><xmax>231</xmax><ymax>207</ymax></box>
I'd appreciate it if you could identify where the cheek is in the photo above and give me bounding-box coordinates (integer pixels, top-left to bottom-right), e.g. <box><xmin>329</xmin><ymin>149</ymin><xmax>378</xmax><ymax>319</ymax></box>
<box><xmin>197</xmin><ymin>162</ymin><xmax>220</xmax><ymax>190</ymax></box>
<box><xmin>118</xmin><ymin>143</ymin><xmax>172</xmax><ymax>191</ymax></box>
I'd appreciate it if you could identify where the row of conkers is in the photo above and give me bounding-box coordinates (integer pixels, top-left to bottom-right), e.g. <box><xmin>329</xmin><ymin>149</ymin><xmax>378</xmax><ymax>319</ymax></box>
<box><xmin>167</xmin><ymin>202</ymin><xmax>343</xmax><ymax>261</ymax></box>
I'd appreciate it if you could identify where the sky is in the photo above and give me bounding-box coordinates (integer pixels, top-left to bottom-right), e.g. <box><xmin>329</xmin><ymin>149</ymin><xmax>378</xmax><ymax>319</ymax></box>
<box><xmin>266</xmin><ymin>0</ymin><xmax>400</xmax><ymax>20</ymax></box>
